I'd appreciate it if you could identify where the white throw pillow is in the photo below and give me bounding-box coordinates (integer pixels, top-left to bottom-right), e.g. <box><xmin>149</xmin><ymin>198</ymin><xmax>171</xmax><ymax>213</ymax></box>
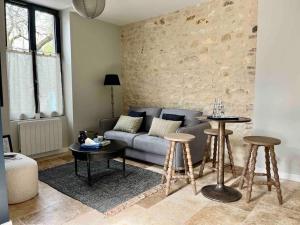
<box><xmin>148</xmin><ymin>118</ymin><xmax>181</xmax><ymax>138</ymax></box>
<box><xmin>113</xmin><ymin>115</ymin><xmax>143</xmax><ymax>134</ymax></box>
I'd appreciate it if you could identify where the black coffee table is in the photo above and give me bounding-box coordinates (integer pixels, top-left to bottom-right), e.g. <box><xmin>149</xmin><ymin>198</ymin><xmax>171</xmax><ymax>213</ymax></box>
<box><xmin>69</xmin><ymin>140</ymin><xmax>127</xmax><ymax>185</ymax></box>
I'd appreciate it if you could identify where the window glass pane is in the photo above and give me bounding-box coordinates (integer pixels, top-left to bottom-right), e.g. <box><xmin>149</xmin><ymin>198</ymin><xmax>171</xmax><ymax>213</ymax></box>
<box><xmin>7</xmin><ymin>51</ymin><xmax>36</xmax><ymax>120</ymax></box>
<box><xmin>35</xmin><ymin>11</ymin><xmax>56</xmax><ymax>54</ymax></box>
<box><xmin>5</xmin><ymin>3</ymin><xmax>29</xmax><ymax>51</ymax></box>
<box><xmin>36</xmin><ymin>55</ymin><xmax>63</xmax><ymax>117</ymax></box>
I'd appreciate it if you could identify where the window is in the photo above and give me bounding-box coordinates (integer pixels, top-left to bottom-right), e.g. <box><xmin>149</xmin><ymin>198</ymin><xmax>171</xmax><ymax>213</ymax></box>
<box><xmin>5</xmin><ymin>0</ymin><xmax>63</xmax><ymax>120</ymax></box>
<box><xmin>6</xmin><ymin>3</ymin><xmax>29</xmax><ymax>51</ymax></box>
<box><xmin>35</xmin><ymin>10</ymin><xmax>56</xmax><ymax>55</ymax></box>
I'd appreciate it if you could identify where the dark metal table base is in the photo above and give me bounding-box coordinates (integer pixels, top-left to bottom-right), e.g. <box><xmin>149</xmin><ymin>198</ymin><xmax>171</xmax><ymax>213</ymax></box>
<box><xmin>201</xmin><ymin>185</ymin><xmax>242</xmax><ymax>203</ymax></box>
<box><xmin>74</xmin><ymin>156</ymin><xmax>126</xmax><ymax>186</ymax></box>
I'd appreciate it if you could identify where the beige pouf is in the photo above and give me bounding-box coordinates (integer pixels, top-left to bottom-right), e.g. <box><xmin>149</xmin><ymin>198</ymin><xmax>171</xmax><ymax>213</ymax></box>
<box><xmin>5</xmin><ymin>153</ymin><xmax>38</xmax><ymax>204</ymax></box>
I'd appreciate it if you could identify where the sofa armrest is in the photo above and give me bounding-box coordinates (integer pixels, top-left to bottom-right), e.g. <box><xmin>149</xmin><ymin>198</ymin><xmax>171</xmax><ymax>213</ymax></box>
<box><xmin>175</xmin><ymin>122</ymin><xmax>211</xmax><ymax>167</ymax></box>
<box><xmin>98</xmin><ymin>117</ymin><xmax>119</xmax><ymax>135</ymax></box>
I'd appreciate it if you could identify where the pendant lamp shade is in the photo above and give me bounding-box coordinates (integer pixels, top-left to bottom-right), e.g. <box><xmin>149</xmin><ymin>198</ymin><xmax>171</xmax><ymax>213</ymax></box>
<box><xmin>72</xmin><ymin>0</ymin><xmax>106</xmax><ymax>19</ymax></box>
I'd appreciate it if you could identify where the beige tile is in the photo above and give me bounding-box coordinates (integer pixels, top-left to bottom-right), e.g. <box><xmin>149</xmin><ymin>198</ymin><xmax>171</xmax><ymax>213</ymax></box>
<box><xmin>63</xmin><ymin>209</ymin><xmax>105</xmax><ymax>225</ymax></box>
<box><xmin>226</xmin><ymin>189</ymin><xmax>263</xmax><ymax>212</ymax></box>
<box><xmin>11</xmin><ymin>218</ymin><xmax>25</xmax><ymax>225</ymax></box>
<box><xmin>137</xmin><ymin>190</ymin><xmax>166</xmax><ymax>208</ymax></box>
<box><xmin>147</xmin><ymin>194</ymin><xmax>207</xmax><ymax>225</ymax></box>
<box><xmin>281</xmin><ymin>179</ymin><xmax>300</xmax><ymax>192</ymax></box>
<box><xmin>19</xmin><ymin>198</ymin><xmax>91</xmax><ymax>225</ymax></box>
<box><xmin>104</xmin><ymin>205</ymin><xmax>151</xmax><ymax>225</ymax></box>
<box><xmin>9</xmin><ymin>182</ymin><xmax>69</xmax><ymax>219</ymax></box>
<box><xmin>185</xmin><ymin>202</ymin><xmax>249</xmax><ymax>225</ymax></box>
<box><xmin>260</xmin><ymin>189</ymin><xmax>300</xmax><ymax>212</ymax></box>
<box><xmin>241</xmin><ymin>202</ymin><xmax>300</xmax><ymax>225</ymax></box>
<box><xmin>8</xmin><ymin>152</ymin><xmax>300</xmax><ymax>225</ymax></box>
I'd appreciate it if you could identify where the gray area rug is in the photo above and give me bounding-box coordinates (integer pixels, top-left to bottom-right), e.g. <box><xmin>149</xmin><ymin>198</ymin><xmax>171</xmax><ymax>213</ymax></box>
<box><xmin>39</xmin><ymin>160</ymin><xmax>161</xmax><ymax>213</ymax></box>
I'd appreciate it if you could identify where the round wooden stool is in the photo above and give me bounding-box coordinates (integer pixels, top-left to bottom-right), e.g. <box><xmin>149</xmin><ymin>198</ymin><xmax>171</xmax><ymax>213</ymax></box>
<box><xmin>162</xmin><ymin>133</ymin><xmax>196</xmax><ymax>196</ymax></box>
<box><xmin>199</xmin><ymin>129</ymin><xmax>236</xmax><ymax>178</ymax></box>
<box><xmin>239</xmin><ymin>136</ymin><xmax>283</xmax><ymax>204</ymax></box>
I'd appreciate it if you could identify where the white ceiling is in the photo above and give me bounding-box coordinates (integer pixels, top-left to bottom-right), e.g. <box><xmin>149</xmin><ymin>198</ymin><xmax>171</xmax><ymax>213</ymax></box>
<box><xmin>26</xmin><ymin>0</ymin><xmax>207</xmax><ymax>25</ymax></box>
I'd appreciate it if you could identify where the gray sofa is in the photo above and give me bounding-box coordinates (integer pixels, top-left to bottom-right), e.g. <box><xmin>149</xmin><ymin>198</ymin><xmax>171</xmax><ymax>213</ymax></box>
<box><xmin>99</xmin><ymin>107</ymin><xmax>211</xmax><ymax>169</ymax></box>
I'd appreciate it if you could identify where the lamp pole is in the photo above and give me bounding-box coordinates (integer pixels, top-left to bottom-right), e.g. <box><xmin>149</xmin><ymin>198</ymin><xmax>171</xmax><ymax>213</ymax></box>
<box><xmin>111</xmin><ymin>86</ymin><xmax>115</xmax><ymax>118</ymax></box>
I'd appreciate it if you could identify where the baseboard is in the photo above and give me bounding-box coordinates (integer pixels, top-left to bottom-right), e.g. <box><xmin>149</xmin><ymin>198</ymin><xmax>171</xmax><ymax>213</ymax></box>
<box><xmin>256</xmin><ymin>167</ymin><xmax>300</xmax><ymax>182</ymax></box>
<box><xmin>1</xmin><ymin>221</ymin><xmax>12</xmax><ymax>225</ymax></box>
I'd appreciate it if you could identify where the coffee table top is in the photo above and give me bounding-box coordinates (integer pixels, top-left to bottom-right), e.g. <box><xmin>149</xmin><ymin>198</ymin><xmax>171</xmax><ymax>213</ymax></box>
<box><xmin>69</xmin><ymin>140</ymin><xmax>127</xmax><ymax>155</ymax></box>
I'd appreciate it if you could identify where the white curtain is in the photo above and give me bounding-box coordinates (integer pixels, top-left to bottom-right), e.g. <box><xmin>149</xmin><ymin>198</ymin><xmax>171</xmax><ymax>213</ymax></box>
<box><xmin>7</xmin><ymin>51</ymin><xmax>36</xmax><ymax>120</ymax></box>
<box><xmin>36</xmin><ymin>54</ymin><xmax>63</xmax><ymax>117</ymax></box>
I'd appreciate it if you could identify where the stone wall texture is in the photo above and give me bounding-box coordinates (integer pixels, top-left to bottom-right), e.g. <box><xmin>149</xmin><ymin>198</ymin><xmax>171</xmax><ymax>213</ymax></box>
<box><xmin>121</xmin><ymin>0</ymin><xmax>258</xmax><ymax>166</ymax></box>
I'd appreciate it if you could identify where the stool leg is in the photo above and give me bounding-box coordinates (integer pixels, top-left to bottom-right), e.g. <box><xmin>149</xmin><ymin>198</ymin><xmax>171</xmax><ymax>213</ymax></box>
<box><xmin>212</xmin><ymin>136</ymin><xmax>218</xmax><ymax>168</ymax></box>
<box><xmin>185</xmin><ymin>143</ymin><xmax>197</xmax><ymax>195</ymax></box>
<box><xmin>264</xmin><ymin>147</ymin><xmax>272</xmax><ymax>191</ymax></box>
<box><xmin>225</xmin><ymin>135</ymin><xmax>236</xmax><ymax>178</ymax></box>
<box><xmin>246</xmin><ymin>145</ymin><xmax>258</xmax><ymax>203</ymax></box>
<box><xmin>182</xmin><ymin>143</ymin><xmax>190</xmax><ymax>184</ymax></box>
<box><xmin>165</xmin><ymin>141</ymin><xmax>176</xmax><ymax>196</ymax></box>
<box><xmin>199</xmin><ymin>135</ymin><xmax>212</xmax><ymax>177</ymax></box>
<box><xmin>270</xmin><ymin>146</ymin><xmax>283</xmax><ymax>205</ymax></box>
<box><xmin>161</xmin><ymin>141</ymin><xmax>173</xmax><ymax>184</ymax></box>
<box><xmin>239</xmin><ymin>144</ymin><xmax>254</xmax><ymax>190</ymax></box>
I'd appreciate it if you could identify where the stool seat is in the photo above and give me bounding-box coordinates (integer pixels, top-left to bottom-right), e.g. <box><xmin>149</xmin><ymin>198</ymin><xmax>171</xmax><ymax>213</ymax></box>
<box><xmin>204</xmin><ymin>129</ymin><xmax>233</xmax><ymax>136</ymax></box>
<box><xmin>244</xmin><ymin>136</ymin><xmax>281</xmax><ymax>146</ymax></box>
<box><xmin>164</xmin><ymin>133</ymin><xmax>195</xmax><ymax>142</ymax></box>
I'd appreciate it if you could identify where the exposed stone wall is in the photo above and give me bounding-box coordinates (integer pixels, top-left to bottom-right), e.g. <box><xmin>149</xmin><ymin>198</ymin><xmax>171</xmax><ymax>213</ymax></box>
<box><xmin>121</xmin><ymin>0</ymin><xmax>257</xmax><ymax>166</ymax></box>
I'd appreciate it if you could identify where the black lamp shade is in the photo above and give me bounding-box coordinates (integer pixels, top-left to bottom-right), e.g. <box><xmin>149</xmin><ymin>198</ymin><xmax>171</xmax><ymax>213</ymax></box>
<box><xmin>104</xmin><ymin>74</ymin><xmax>120</xmax><ymax>86</ymax></box>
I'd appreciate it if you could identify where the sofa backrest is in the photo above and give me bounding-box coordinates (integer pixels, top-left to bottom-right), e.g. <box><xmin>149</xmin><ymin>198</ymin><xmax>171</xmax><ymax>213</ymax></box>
<box><xmin>129</xmin><ymin>106</ymin><xmax>162</xmax><ymax>131</ymax></box>
<box><xmin>159</xmin><ymin>108</ymin><xmax>203</xmax><ymax>127</ymax></box>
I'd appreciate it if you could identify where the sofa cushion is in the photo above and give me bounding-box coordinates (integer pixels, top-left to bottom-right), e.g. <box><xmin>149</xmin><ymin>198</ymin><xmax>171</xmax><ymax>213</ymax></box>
<box><xmin>104</xmin><ymin>130</ymin><xmax>145</xmax><ymax>147</ymax></box>
<box><xmin>113</xmin><ymin>115</ymin><xmax>143</xmax><ymax>134</ymax></box>
<box><xmin>128</xmin><ymin>111</ymin><xmax>147</xmax><ymax>131</ymax></box>
<box><xmin>133</xmin><ymin>134</ymin><xmax>169</xmax><ymax>156</ymax></box>
<box><xmin>160</xmin><ymin>108</ymin><xmax>203</xmax><ymax>126</ymax></box>
<box><xmin>129</xmin><ymin>106</ymin><xmax>162</xmax><ymax>131</ymax></box>
<box><xmin>162</xmin><ymin>113</ymin><xmax>185</xmax><ymax>126</ymax></box>
<box><xmin>148</xmin><ymin>118</ymin><xmax>181</xmax><ymax>138</ymax></box>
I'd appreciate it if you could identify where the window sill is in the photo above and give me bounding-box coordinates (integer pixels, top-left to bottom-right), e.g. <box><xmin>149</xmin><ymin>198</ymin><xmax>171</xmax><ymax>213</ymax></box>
<box><xmin>10</xmin><ymin>115</ymin><xmax>65</xmax><ymax>122</ymax></box>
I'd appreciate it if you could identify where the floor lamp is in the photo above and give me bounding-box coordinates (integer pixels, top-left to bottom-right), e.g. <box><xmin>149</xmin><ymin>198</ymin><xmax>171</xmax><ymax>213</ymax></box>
<box><xmin>104</xmin><ymin>74</ymin><xmax>120</xmax><ymax>118</ymax></box>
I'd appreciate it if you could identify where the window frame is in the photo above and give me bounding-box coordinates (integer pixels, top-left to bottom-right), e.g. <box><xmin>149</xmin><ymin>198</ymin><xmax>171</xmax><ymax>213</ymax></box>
<box><xmin>5</xmin><ymin>0</ymin><xmax>61</xmax><ymax>54</ymax></box>
<box><xmin>5</xmin><ymin>0</ymin><xmax>63</xmax><ymax>117</ymax></box>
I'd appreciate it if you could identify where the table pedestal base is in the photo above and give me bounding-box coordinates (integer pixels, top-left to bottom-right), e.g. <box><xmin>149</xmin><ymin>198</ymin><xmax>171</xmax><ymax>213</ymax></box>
<box><xmin>201</xmin><ymin>185</ymin><xmax>242</xmax><ymax>203</ymax></box>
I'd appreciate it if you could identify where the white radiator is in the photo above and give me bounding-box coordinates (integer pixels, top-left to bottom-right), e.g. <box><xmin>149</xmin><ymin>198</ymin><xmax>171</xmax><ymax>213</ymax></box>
<box><xmin>18</xmin><ymin>118</ymin><xmax>63</xmax><ymax>156</ymax></box>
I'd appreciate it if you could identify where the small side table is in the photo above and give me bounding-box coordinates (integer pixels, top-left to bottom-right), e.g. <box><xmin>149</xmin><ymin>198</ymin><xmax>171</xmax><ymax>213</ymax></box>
<box><xmin>201</xmin><ymin>117</ymin><xmax>251</xmax><ymax>203</ymax></box>
<box><xmin>162</xmin><ymin>133</ymin><xmax>196</xmax><ymax>196</ymax></box>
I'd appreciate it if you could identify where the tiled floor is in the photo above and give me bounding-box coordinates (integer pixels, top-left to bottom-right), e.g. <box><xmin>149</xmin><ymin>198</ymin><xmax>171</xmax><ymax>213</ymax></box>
<box><xmin>9</xmin><ymin>153</ymin><xmax>300</xmax><ymax>225</ymax></box>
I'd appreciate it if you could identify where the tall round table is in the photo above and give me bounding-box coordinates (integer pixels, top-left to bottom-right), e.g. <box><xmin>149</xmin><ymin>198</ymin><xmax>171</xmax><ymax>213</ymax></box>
<box><xmin>201</xmin><ymin>117</ymin><xmax>251</xmax><ymax>203</ymax></box>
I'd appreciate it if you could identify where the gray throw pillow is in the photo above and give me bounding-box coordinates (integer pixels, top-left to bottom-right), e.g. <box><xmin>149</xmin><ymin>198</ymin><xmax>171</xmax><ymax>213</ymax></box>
<box><xmin>148</xmin><ymin>118</ymin><xmax>181</xmax><ymax>138</ymax></box>
<box><xmin>113</xmin><ymin>115</ymin><xmax>143</xmax><ymax>134</ymax></box>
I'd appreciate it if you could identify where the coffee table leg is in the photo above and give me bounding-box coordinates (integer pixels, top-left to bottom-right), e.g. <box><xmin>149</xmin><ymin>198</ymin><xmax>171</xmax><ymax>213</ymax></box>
<box><xmin>75</xmin><ymin>157</ymin><xmax>78</xmax><ymax>176</ymax></box>
<box><xmin>87</xmin><ymin>156</ymin><xmax>92</xmax><ymax>186</ymax></box>
<box><xmin>123</xmin><ymin>151</ymin><xmax>126</xmax><ymax>177</ymax></box>
<box><xmin>107</xmin><ymin>159</ymin><xmax>110</xmax><ymax>168</ymax></box>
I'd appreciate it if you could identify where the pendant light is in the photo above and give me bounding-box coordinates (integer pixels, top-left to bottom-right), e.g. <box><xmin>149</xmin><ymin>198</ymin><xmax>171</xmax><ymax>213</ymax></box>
<box><xmin>72</xmin><ymin>0</ymin><xmax>106</xmax><ymax>19</ymax></box>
